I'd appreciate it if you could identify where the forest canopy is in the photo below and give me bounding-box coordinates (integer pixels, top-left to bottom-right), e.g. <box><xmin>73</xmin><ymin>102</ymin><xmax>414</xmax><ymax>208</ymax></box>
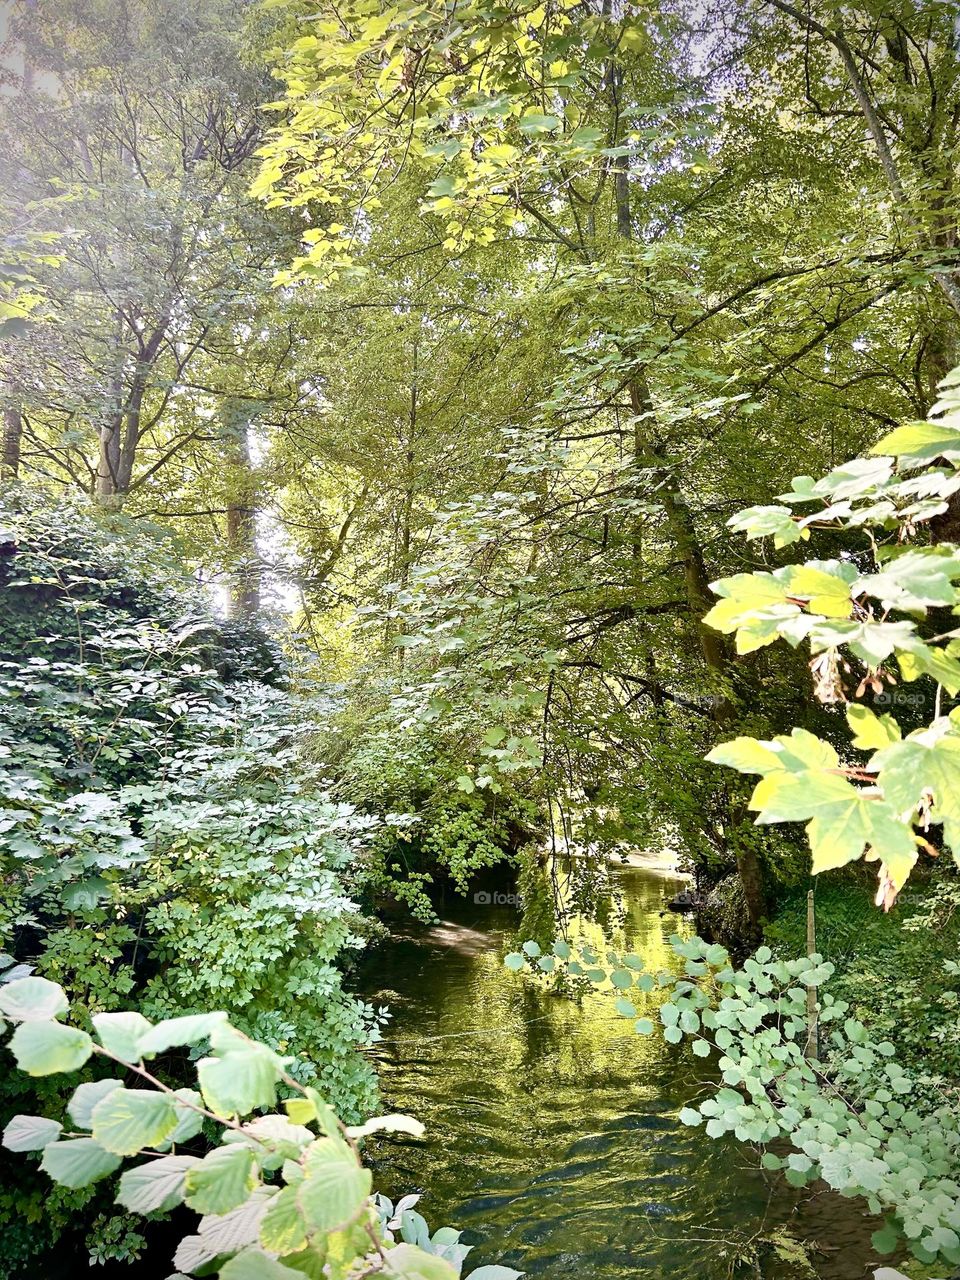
<box><xmin>2</xmin><ymin>1</ymin><xmax>960</xmax><ymax>1278</ymax></box>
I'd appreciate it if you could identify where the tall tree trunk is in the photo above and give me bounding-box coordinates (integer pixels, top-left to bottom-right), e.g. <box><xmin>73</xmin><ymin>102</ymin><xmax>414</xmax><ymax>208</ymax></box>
<box><xmin>609</xmin><ymin>74</ymin><xmax>766</xmax><ymax>929</ymax></box>
<box><xmin>96</xmin><ymin>415</ymin><xmax>122</xmax><ymax>502</ymax></box>
<box><xmin>223</xmin><ymin>404</ymin><xmax>260</xmax><ymax>620</ymax></box>
<box><xmin>2</xmin><ymin>406</ymin><xmax>22</xmax><ymax>480</ymax></box>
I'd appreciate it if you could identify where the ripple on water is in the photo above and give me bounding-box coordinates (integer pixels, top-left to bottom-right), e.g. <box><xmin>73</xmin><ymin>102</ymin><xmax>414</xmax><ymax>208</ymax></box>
<box><xmin>363</xmin><ymin>866</ymin><xmax>888</xmax><ymax>1280</ymax></box>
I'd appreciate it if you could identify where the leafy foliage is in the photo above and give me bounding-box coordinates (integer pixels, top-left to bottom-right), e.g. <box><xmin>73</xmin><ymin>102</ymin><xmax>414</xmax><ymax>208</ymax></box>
<box><xmin>706</xmin><ymin>369</ymin><xmax>960</xmax><ymax>908</ymax></box>
<box><xmin>0</xmin><ymin>974</ymin><xmax>521</xmax><ymax>1280</ymax></box>
<box><xmin>0</xmin><ymin>494</ymin><xmax>382</xmax><ymax>1267</ymax></box>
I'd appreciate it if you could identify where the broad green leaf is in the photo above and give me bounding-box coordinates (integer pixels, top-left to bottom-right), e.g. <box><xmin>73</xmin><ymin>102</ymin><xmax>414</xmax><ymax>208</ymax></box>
<box><xmin>10</xmin><ymin>1021</ymin><xmax>92</xmax><ymax>1076</ymax></box>
<box><xmin>858</xmin><ymin>549</ymin><xmax>960</xmax><ymax>611</ymax></box>
<box><xmin>165</xmin><ymin>1088</ymin><xmax>206</xmax><ymax>1145</ymax></box>
<box><xmin>517</xmin><ymin>111</ymin><xmax>560</xmax><ymax>134</ymax></box>
<box><xmin>259</xmin><ymin>1184</ymin><xmax>307</xmax><ymax>1254</ymax></box>
<box><xmin>749</xmin><ymin>768</ymin><xmax>857</xmax><ymax>825</ymax></box>
<box><xmin>40</xmin><ymin>1137</ymin><xmax>122</xmax><ymax>1188</ymax></box>
<box><xmin>297</xmin><ymin>1136</ymin><xmax>371</xmax><ymax>1232</ymax></box>
<box><xmin>705</xmin><ymin>737</ymin><xmax>784</xmax><ymax>775</ymax></box>
<box><xmin>805</xmin><ymin>797</ymin><xmax>915</xmax><ymax>877</ymax></box>
<box><xmin>847</xmin><ymin>704</ymin><xmax>901</xmax><ymax>750</ymax></box>
<box><xmin>783</xmin><ymin>562</ymin><xmax>855</xmax><ymax>618</ymax></box>
<box><xmin>219</xmin><ymin>1249</ymin><xmax>304</xmax><ymax>1280</ymax></box>
<box><xmin>727</xmin><ymin>504</ymin><xmax>803</xmax><ymax>548</ymax></box>
<box><xmin>875</xmin><ymin>730</ymin><xmax>960</xmax><ymax>853</ymax></box>
<box><xmin>871</xmin><ymin>1221</ymin><xmax>901</xmax><ymax>1255</ymax></box>
<box><xmin>869</xmin><ymin>418</ymin><xmax>960</xmax><ymax>463</ymax></box>
<box><xmin>384</xmin><ymin>1244</ymin><xmax>459</xmax><ymax>1279</ymax></box>
<box><xmin>284</xmin><ymin>1097</ymin><xmax>317</xmax><ymax>1126</ymax></box>
<box><xmin>184</xmin><ymin>1145</ymin><xmax>258</xmax><ymax>1215</ymax></box>
<box><xmin>197</xmin><ymin>1042</ymin><xmax>282</xmax><ymax>1116</ymax></box>
<box><xmin>898</xmin><ymin>638</ymin><xmax>960</xmax><ymax>694</ymax></box>
<box><xmin>138</xmin><ymin>1012</ymin><xmax>229</xmax><ymax>1057</ymax></box>
<box><xmin>67</xmin><ymin>1078</ymin><xmax>123</xmax><ymax>1129</ymax></box>
<box><xmin>705</xmin><ymin>572</ymin><xmax>793</xmax><ymax>632</ymax></box>
<box><xmin>193</xmin><ymin>1186</ymin><xmax>276</xmax><ymax>1255</ymax></box>
<box><xmin>91</xmin><ymin>1088</ymin><xmax>179</xmax><ymax>1156</ymax></box>
<box><xmin>117</xmin><ymin>1154</ymin><xmax>201</xmax><ymax>1214</ymax></box>
<box><xmin>2</xmin><ymin>1114</ymin><xmax>62</xmax><ymax>1151</ymax></box>
<box><xmin>0</xmin><ymin>977</ymin><xmax>69</xmax><ymax>1022</ymax></box>
<box><xmin>92</xmin><ymin>1011</ymin><xmax>152</xmax><ymax>1062</ymax></box>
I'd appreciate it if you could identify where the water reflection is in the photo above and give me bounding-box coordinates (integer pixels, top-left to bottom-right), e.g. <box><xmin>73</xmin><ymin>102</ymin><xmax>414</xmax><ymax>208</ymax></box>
<box><xmin>364</xmin><ymin>867</ymin><xmax>884</xmax><ymax>1279</ymax></box>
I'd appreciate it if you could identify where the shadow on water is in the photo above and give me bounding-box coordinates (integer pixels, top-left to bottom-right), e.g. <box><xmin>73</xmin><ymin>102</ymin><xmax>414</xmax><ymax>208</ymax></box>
<box><xmin>363</xmin><ymin>866</ymin><xmax>887</xmax><ymax>1280</ymax></box>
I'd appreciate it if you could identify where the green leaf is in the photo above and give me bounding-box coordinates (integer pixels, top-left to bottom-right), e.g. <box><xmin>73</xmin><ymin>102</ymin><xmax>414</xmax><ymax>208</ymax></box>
<box><xmin>92</xmin><ymin>1012</ymin><xmax>152</xmax><ymax>1062</ymax></box>
<box><xmin>871</xmin><ymin>1221</ymin><xmax>901</xmax><ymax>1255</ymax></box>
<box><xmin>184</xmin><ymin>1145</ymin><xmax>257</xmax><ymax>1215</ymax></box>
<box><xmin>504</xmin><ymin>953</ymin><xmax>526</xmax><ymax>971</ymax></box>
<box><xmin>297</xmin><ymin>1136</ymin><xmax>371</xmax><ymax>1232</ymax></box>
<box><xmin>869</xmin><ymin>418</ymin><xmax>960</xmax><ymax>463</ymax></box>
<box><xmin>859</xmin><ymin>549</ymin><xmax>960</xmax><ymax>611</ymax></box>
<box><xmin>517</xmin><ymin>111</ymin><xmax>560</xmax><ymax>134</ymax></box>
<box><xmin>138</xmin><ymin>1012</ymin><xmax>229</xmax><ymax>1057</ymax></box>
<box><xmin>727</xmin><ymin>504</ymin><xmax>803</xmax><ymax>548</ymax></box>
<box><xmin>197</xmin><ymin>1041</ymin><xmax>283</xmax><ymax>1116</ymax></box>
<box><xmin>634</xmin><ymin>1018</ymin><xmax>654</xmax><ymax>1035</ymax></box>
<box><xmin>705</xmin><ymin>737</ymin><xmax>784</xmax><ymax>775</ymax></box>
<box><xmin>783</xmin><ymin>562</ymin><xmax>854</xmax><ymax>617</ymax></box>
<box><xmin>384</xmin><ymin>1244</ymin><xmax>459</xmax><ymax>1279</ymax></box>
<box><xmin>2</xmin><ymin>1114</ymin><xmax>62</xmax><ymax>1151</ymax></box>
<box><xmin>117</xmin><ymin>1155</ymin><xmax>201</xmax><ymax>1214</ymax></box>
<box><xmin>166</xmin><ymin>1088</ymin><xmax>206</xmax><ymax>1144</ymax></box>
<box><xmin>10</xmin><ymin>1021</ymin><xmax>92</xmax><ymax>1076</ymax></box>
<box><xmin>847</xmin><ymin>704</ymin><xmax>901</xmax><ymax>750</ymax></box>
<box><xmin>40</xmin><ymin>1137</ymin><xmax>122</xmax><ymax>1188</ymax></box>
<box><xmin>219</xmin><ymin>1250</ymin><xmax>304</xmax><ymax>1280</ymax></box>
<box><xmin>67</xmin><ymin>1078</ymin><xmax>123</xmax><ymax>1129</ymax></box>
<box><xmin>875</xmin><ymin>730</ymin><xmax>960</xmax><ymax>855</ymax></box>
<box><xmin>258</xmin><ymin>1184</ymin><xmax>307</xmax><ymax>1254</ymax></box>
<box><xmin>91</xmin><ymin>1088</ymin><xmax>179</xmax><ymax>1156</ymax></box>
<box><xmin>0</xmin><ymin>977</ymin><xmax>69</xmax><ymax>1022</ymax></box>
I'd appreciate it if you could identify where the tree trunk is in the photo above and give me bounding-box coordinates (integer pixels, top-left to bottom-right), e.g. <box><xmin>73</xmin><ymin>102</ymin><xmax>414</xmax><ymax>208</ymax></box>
<box><xmin>223</xmin><ymin>405</ymin><xmax>260</xmax><ymax>620</ymax></box>
<box><xmin>96</xmin><ymin>415</ymin><xmax>122</xmax><ymax>502</ymax></box>
<box><xmin>2</xmin><ymin>407</ymin><xmax>23</xmax><ymax>479</ymax></box>
<box><xmin>610</xmin><ymin>79</ymin><xmax>766</xmax><ymax>929</ymax></box>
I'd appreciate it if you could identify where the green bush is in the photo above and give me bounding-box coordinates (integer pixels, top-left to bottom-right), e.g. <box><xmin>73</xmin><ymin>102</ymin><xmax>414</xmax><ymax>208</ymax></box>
<box><xmin>0</xmin><ymin>493</ymin><xmax>382</xmax><ymax>1270</ymax></box>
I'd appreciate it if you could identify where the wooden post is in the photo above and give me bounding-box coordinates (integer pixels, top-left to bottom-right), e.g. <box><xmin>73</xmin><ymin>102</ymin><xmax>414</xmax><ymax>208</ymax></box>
<box><xmin>805</xmin><ymin>889</ymin><xmax>819</xmax><ymax>1061</ymax></box>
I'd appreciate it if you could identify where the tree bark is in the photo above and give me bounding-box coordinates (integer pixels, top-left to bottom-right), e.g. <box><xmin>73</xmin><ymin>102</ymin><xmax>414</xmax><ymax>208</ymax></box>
<box><xmin>610</xmin><ymin>77</ymin><xmax>766</xmax><ymax>928</ymax></box>
<box><xmin>223</xmin><ymin>405</ymin><xmax>261</xmax><ymax>620</ymax></box>
<box><xmin>2</xmin><ymin>406</ymin><xmax>23</xmax><ymax>479</ymax></box>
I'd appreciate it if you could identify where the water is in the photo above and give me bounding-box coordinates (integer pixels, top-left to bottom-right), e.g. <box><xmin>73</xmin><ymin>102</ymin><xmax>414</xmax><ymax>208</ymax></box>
<box><xmin>363</xmin><ymin>865</ymin><xmax>885</xmax><ymax>1280</ymax></box>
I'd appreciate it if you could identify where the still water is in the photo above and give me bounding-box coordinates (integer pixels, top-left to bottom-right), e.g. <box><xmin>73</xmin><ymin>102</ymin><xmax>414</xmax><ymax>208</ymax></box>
<box><xmin>364</xmin><ymin>866</ymin><xmax>884</xmax><ymax>1280</ymax></box>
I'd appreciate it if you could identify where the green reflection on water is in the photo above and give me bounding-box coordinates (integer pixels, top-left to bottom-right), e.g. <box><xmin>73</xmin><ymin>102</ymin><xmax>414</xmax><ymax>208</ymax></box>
<box><xmin>363</xmin><ymin>867</ymin><xmax>881</xmax><ymax>1280</ymax></box>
